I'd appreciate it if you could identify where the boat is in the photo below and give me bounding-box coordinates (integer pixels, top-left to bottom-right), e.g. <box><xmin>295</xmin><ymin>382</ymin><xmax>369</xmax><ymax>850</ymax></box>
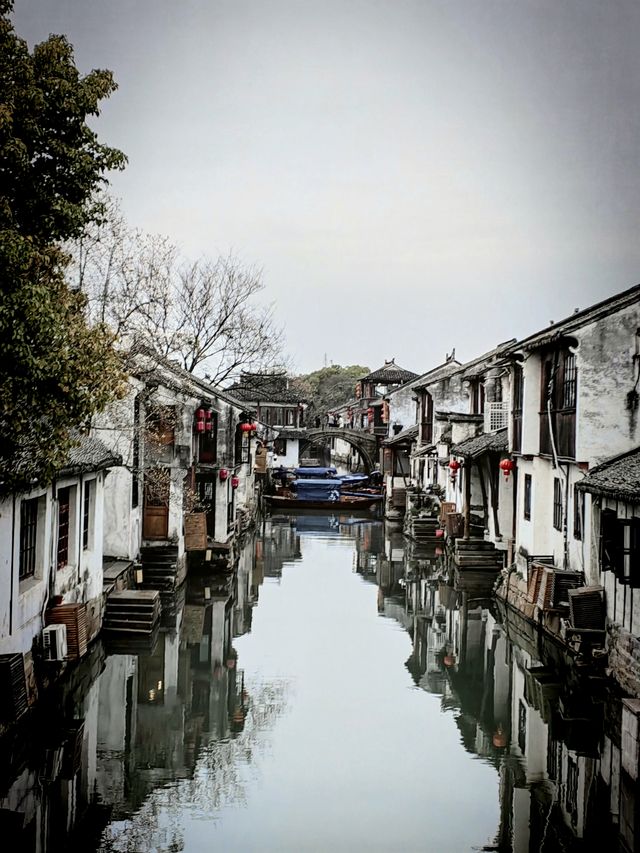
<box><xmin>265</xmin><ymin>494</ymin><xmax>382</xmax><ymax>511</ymax></box>
<box><xmin>265</xmin><ymin>477</ymin><xmax>382</xmax><ymax>511</ymax></box>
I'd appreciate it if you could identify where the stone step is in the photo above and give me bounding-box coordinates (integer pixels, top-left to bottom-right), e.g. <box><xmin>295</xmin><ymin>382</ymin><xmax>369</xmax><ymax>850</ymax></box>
<box><xmin>455</xmin><ymin>539</ymin><xmax>498</xmax><ymax>552</ymax></box>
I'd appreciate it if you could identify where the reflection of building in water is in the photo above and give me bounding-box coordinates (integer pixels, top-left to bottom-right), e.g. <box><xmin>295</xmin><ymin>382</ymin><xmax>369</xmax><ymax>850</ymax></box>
<box><xmin>233</xmin><ymin>533</ymin><xmax>261</xmax><ymax>640</ymax></box>
<box><xmin>0</xmin><ymin>642</ymin><xmax>109</xmax><ymax>851</ymax></box>
<box><xmin>489</xmin><ymin>601</ymin><xmax>640</xmax><ymax>852</ymax></box>
<box><xmin>256</xmin><ymin>517</ymin><xmax>301</xmax><ymax>579</ymax></box>
<box><xmin>352</xmin><ymin>521</ymin><xmax>385</xmax><ymax>578</ymax></box>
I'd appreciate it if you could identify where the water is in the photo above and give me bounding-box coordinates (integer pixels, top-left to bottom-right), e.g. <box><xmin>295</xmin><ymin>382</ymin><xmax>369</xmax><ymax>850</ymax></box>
<box><xmin>0</xmin><ymin>516</ymin><xmax>637</xmax><ymax>851</ymax></box>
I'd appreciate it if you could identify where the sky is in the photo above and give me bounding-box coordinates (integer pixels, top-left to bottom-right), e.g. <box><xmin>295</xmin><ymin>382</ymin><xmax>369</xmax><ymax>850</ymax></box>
<box><xmin>13</xmin><ymin>0</ymin><xmax>640</xmax><ymax>375</ymax></box>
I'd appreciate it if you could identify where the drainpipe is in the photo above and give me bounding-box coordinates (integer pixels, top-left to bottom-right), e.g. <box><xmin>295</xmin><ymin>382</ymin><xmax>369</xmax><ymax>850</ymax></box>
<box><xmin>546</xmin><ymin>354</ymin><xmax>570</xmax><ymax>568</ymax></box>
<box><xmin>77</xmin><ymin>473</ymin><xmax>84</xmax><ymax>588</ymax></box>
<box><xmin>9</xmin><ymin>495</ymin><xmax>15</xmax><ymax>635</ymax></box>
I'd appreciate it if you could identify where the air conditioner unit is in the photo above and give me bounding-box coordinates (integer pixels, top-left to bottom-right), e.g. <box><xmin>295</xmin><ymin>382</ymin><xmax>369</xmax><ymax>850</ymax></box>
<box><xmin>42</xmin><ymin>624</ymin><xmax>68</xmax><ymax>662</ymax></box>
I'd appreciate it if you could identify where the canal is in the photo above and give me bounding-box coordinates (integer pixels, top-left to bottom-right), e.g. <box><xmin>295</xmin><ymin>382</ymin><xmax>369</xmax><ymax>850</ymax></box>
<box><xmin>0</xmin><ymin>516</ymin><xmax>635</xmax><ymax>851</ymax></box>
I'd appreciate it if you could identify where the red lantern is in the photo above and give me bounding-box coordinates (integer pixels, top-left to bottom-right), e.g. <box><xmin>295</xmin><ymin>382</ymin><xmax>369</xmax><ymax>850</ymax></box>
<box><xmin>205</xmin><ymin>410</ymin><xmax>213</xmax><ymax>432</ymax></box>
<box><xmin>231</xmin><ymin>475</ymin><xmax>240</xmax><ymax>489</ymax></box>
<box><xmin>499</xmin><ymin>458</ymin><xmax>515</xmax><ymax>480</ymax></box>
<box><xmin>195</xmin><ymin>407</ymin><xmax>206</xmax><ymax>433</ymax></box>
<box><xmin>219</xmin><ymin>468</ymin><xmax>228</xmax><ymax>481</ymax></box>
<box><xmin>240</xmin><ymin>422</ymin><xmax>254</xmax><ymax>433</ymax></box>
<box><xmin>449</xmin><ymin>459</ymin><xmax>461</xmax><ymax>481</ymax></box>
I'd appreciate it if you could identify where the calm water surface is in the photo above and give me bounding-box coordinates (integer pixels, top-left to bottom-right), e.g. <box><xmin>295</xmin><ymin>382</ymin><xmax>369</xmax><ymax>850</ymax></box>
<box><xmin>1</xmin><ymin>516</ymin><xmax>636</xmax><ymax>851</ymax></box>
<box><xmin>102</xmin><ymin>520</ymin><xmax>499</xmax><ymax>852</ymax></box>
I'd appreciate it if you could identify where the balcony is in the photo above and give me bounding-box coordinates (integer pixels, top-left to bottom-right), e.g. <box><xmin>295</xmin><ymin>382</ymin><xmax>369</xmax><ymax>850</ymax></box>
<box><xmin>484</xmin><ymin>401</ymin><xmax>509</xmax><ymax>433</ymax></box>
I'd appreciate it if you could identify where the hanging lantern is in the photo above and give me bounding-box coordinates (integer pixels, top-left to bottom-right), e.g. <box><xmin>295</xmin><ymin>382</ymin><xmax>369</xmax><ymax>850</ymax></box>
<box><xmin>219</xmin><ymin>468</ymin><xmax>229</xmax><ymax>481</ymax></box>
<box><xmin>499</xmin><ymin>458</ymin><xmax>515</xmax><ymax>480</ymax></box>
<box><xmin>195</xmin><ymin>407</ymin><xmax>206</xmax><ymax>433</ymax></box>
<box><xmin>240</xmin><ymin>421</ymin><xmax>256</xmax><ymax>433</ymax></box>
<box><xmin>231</xmin><ymin>475</ymin><xmax>240</xmax><ymax>489</ymax></box>
<box><xmin>205</xmin><ymin>409</ymin><xmax>213</xmax><ymax>432</ymax></box>
<box><xmin>448</xmin><ymin>459</ymin><xmax>461</xmax><ymax>481</ymax></box>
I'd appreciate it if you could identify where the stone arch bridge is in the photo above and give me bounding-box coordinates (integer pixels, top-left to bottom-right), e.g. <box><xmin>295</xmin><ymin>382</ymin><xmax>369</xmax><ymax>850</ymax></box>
<box><xmin>298</xmin><ymin>428</ymin><xmax>379</xmax><ymax>473</ymax></box>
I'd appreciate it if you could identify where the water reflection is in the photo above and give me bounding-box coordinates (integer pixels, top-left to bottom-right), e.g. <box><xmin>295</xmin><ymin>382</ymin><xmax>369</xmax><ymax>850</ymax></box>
<box><xmin>1</xmin><ymin>518</ymin><xmax>640</xmax><ymax>850</ymax></box>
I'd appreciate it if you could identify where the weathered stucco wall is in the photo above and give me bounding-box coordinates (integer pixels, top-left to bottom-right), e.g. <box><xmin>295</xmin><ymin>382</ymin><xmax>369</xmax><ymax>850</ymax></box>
<box><xmin>575</xmin><ymin>302</ymin><xmax>640</xmax><ymax>465</ymax></box>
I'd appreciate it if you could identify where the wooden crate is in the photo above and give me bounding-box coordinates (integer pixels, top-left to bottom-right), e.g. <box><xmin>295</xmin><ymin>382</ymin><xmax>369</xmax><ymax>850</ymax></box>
<box><xmin>46</xmin><ymin>603</ymin><xmax>88</xmax><ymax>660</ymax></box>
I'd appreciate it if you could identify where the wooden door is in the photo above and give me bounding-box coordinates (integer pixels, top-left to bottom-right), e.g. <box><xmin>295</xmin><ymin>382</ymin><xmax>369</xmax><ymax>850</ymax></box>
<box><xmin>143</xmin><ymin>470</ymin><xmax>169</xmax><ymax>539</ymax></box>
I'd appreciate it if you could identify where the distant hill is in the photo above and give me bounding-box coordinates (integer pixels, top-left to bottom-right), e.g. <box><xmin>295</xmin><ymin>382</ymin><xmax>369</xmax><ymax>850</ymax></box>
<box><xmin>292</xmin><ymin>365</ymin><xmax>369</xmax><ymax>425</ymax></box>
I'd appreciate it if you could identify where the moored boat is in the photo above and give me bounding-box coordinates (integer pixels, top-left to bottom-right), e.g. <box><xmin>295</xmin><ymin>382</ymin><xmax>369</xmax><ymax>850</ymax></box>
<box><xmin>265</xmin><ymin>476</ymin><xmax>382</xmax><ymax>512</ymax></box>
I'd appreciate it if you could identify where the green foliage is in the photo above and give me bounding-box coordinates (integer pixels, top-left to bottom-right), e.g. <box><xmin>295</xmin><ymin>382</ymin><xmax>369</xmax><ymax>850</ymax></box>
<box><xmin>293</xmin><ymin>364</ymin><xmax>369</xmax><ymax>423</ymax></box>
<box><xmin>0</xmin><ymin>2</ymin><xmax>126</xmax><ymax>494</ymax></box>
<box><xmin>0</xmin><ymin>1</ymin><xmax>126</xmax><ymax>243</ymax></box>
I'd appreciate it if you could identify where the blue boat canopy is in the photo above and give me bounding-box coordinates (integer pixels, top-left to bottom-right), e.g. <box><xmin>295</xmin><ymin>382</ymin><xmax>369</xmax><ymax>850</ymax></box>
<box><xmin>293</xmin><ymin>466</ymin><xmax>337</xmax><ymax>478</ymax></box>
<box><xmin>292</xmin><ymin>479</ymin><xmax>341</xmax><ymax>501</ymax></box>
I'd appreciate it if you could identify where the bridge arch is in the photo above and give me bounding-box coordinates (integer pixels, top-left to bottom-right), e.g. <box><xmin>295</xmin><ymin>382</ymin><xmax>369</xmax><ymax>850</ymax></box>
<box><xmin>298</xmin><ymin>428</ymin><xmax>378</xmax><ymax>473</ymax></box>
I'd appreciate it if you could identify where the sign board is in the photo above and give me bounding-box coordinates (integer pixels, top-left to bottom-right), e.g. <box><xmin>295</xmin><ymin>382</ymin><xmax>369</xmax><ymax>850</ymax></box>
<box><xmin>184</xmin><ymin>512</ymin><xmax>207</xmax><ymax>551</ymax></box>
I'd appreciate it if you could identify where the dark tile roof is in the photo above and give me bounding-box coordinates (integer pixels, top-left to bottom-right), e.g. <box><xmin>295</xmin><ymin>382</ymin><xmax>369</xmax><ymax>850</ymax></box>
<box><xmin>451</xmin><ymin>428</ymin><xmax>508</xmax><ymax>459</ymax></box>
<box><xmin>576</xmin><ymin>447</ymin><xmax>640</xmax><ymax>503</ymax></box>
<box><xmin>411</xmin><ymin>443</ymin><xmax>436</xmax><ymax>458</ymax></box>
<box><xmin>274</xmin><ymin>428</ymin><xmax>308</xmax><ymax>440</ymax></box>
<box><xmin>383</xmin><ymin>424</ymin><xmax>419</xmax><ymax>446</ymax></box>
<box><xmin>226</xmin><ymin>373</ymin><xmax>305</xmax><ymax>404</ymax></box>
<box><xmin>360</xmin><ymin>360</ymin><xmax>419</xmax><ymax>385</ymax></box>
<box><xmin>60</xmin><ymin>432</ymin><xmax>122</xmax><ymax>475</ymax></box>
<box><xmin>512</xmin><ymin>283</ymin><xmax>640</xmax><ymax>353</ymax></box>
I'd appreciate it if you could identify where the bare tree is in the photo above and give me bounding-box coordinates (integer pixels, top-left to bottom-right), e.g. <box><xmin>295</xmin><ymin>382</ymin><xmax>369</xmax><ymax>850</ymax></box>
<box><xmin>68</xmin><ymin>197</ymin><xmax>285</xmax><ymax>383</ymax></box>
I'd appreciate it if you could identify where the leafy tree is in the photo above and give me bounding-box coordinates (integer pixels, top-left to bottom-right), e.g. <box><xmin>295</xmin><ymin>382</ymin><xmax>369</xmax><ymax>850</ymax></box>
<box><xmin>0</xmin><ymin>1</ymin><xmax>126</xmax><ymax>494</ymax></box>
<box><xmin>293</xmin><ymin>364</ymin><xmax>369</xmax><ymax>424</ymax></box>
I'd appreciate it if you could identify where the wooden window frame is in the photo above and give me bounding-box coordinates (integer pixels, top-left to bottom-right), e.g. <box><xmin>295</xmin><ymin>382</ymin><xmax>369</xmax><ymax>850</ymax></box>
<box><xmin>573</xmin><ymin>484</ymin><xmax>583</xmax><ymax>541</ymax></box>
<box><xmin>19</xmin><ymin>498</ymin><xmax>38</xmax><ymax>580</ymax></box>
<box><xmin>552</xmin><ymin>477</ymin><xmax>563</xmax><ymax>531</ymax></box>
<box><xmin>512</xmin><ymin>365</ymin><xmax>523</xmax><ymax>453</ymax></box>
<box><xmin>523</xmin><ymin>474</ymin><xmax>532</xmax><ymax>521</ymax></box>
<box><xmin>57</xmin><ymin>486</ymin><xmax>71</xmax><ymax>570</ymax></box>
<box><xmin>600</xmin><ymin>510</ymin><xmax>640</xmax><ymax>586</ymax></box>
<box><xmin>83</xmin><ymin>480</ymin><xmax>92</xmax><ymax>551</ymax></box>
<box><xmin>540</xmin><ymin>350</ymin><xmax>577</xmax><ymax>459</ymax></box>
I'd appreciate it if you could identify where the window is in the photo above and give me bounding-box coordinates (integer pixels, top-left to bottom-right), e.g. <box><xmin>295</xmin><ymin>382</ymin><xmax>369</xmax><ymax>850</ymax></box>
<box><xmin>601</xmin><ymin>510</ymin><xmax>640</xmax><ymax>585</ymax></box>
<box><xmin>19</xmin><ymin>498</ymin><xmax>38</xmax><ymax>580</ymax></box>
<box><xmin>274</xmin><ymin>437</ymin><xmax>287</xmax><ymax>456</ymax></box>
<box><xmin>563</xmin><ymin>354</ymin><xmax>577</xmax><ymax>408</ymax></box>
<box><xmin>286</xmin><ymin>409</ymin><xmax>295</xmax><ymax>426</ymax></box>
<box><xmin>198</xmin><ymin>411</ymin><xmax>217</xmax><ymax>464</ymax></box>
<box><xmin>539</xmin><ymin>349</ymin><xmax>577</xmax><ymax>459</ymax></box>
<box><xmin>524</xmin><ymin>474</ymin><xmax>532</xmax><ymax>520</ymax></box>
<box><xmin>146</xmin><ymin>405</ymin><xmax>175</xmax><ymax>448</ymax></box>
<box><xmin>83</xmin><ymin>480</ymin><xmax>93</xmax><ymax>550</ymax></box>
<box><xmin>57</xmin><ymin>487</ymin><xmax>71</xmax><ymax>569</ymax></box>
<box><xmin>553</xmin><ymin>478</ymin><xmax>563</xmax><ymax>531</ymax></box>
<box><xmin>471</xmin><ymin>382</ymin><xmax>485</xmax><ymax>415</ymax></box>
<box><xmin>512</xmin><ymin>365</ymin><xmax>524</xmax><ymax>452</ymax></box>
<box><xmin>421</xmin><ymin>390</ymin><xmax>434</xmax><ymax>444</ymax></box>
<box><xmin>573</xmin><ymin>485</ymin><xmax>584</xmax><ymax>541</ymax></box>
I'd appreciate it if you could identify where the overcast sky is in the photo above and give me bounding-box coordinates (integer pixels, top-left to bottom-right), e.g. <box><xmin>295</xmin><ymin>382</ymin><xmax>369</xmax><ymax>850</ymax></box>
<box><xmin>14</xmin><ymin>1</ymin><xmax>640</xmax><ymax>374</ymax></box>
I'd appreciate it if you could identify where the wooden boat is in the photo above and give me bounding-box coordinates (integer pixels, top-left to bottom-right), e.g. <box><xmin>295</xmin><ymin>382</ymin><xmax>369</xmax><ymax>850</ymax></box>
<box><xmin>265</xmin><ymin>493</ymin><xmax>382</xmax><ymax>511</ymax></box>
